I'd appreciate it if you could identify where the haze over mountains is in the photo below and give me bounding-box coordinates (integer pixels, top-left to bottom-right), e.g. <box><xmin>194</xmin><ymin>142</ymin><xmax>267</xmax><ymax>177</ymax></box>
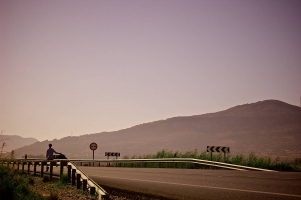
<box><xmin>0</xmin><ymin>135</ymin><xmax>38</xmax><ymax>153</ymax></box>
<box><xmin>9</xmin><ymin>100</ymin><xmax>301</xmax><ymax>160</ymax></box>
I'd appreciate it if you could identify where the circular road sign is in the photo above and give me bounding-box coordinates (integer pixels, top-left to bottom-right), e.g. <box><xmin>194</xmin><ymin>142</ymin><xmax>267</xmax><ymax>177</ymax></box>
<box><xmin>90</xmin><ymin>142</ymin><xmax>98</xmax><ymax>151</ymax></box>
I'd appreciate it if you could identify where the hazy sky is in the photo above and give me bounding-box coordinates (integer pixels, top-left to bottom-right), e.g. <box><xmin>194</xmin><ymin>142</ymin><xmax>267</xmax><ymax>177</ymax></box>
<box><xmin>1</xmin><ymin>0</ymin><xmax>301</xmax><ymax>141</ymax></box>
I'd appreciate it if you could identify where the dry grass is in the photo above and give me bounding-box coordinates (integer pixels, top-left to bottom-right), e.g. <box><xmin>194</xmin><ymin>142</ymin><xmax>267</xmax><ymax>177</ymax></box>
<box><xmin>29</xmin><ymin>176</ymin><xmax>98</xmax><ymax>200</ymax></box>
<box><xmin>29</xmin><ymin>176</ymin><xmax>162</xmax><ymax>200</ymax></box>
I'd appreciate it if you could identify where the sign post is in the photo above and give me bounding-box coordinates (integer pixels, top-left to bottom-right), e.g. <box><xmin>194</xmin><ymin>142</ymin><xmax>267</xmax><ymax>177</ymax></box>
<box><xmin>207</xmin><ymin>146</ymin><xmax>230</xmax><ymax>162</ymax></box>
<box><xmin>105</xmin><ymin>152</ymin><xmax>120</xmax><ymax>167</ymax></box>
<box><xmin>90</xmin><ymin>143</ymin><xmax>98</xmax><ymax>166</ymax></box>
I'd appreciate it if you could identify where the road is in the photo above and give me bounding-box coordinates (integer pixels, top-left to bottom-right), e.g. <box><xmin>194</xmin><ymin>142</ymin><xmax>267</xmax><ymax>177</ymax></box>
<box><xmin>78</xmin><ymin>167</ymin><xmax>301</xmax><ymax>200</ymax></box>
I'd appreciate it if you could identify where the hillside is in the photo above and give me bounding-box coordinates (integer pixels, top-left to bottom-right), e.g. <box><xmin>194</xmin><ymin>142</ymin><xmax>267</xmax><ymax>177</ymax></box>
<box><xmin>13</xmin><ymin>100</ymin><xmax>301</xmax><ymax>160</ymax></box>
<box><xmin>1</xmin><ymin>135</ymin><xmax>39</xmax><ymax>153</ymax></box>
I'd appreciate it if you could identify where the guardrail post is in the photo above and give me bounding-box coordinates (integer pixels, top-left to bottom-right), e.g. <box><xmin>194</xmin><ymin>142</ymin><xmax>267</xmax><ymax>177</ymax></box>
<box><xmin>34</xmin><ymin>162</ymin><xmax>38</xmax><ymax>176</ymax></box>
<box><xmin>41</xmin><ymin>162</ymin><xmax>45</xmax><ymax>177</ymax></box>
<box><xmin>90</xmin><ymin>187</ymin><xmax>95</xmax><ymax>195</ymax></box>
<box><xmin>82</xmin><ymin>179</ymin><xmax>87</xmax><ymax>192</ymax></box>
<box><xmin>72</xmin><ymin>169</ymin><xmax>76</xmax><ymax>185</ymax></box>
<box><xmin>67</xmin><ymin>165</ymin><xmax>71</xmax><ymax>183</ymax></box>
<box><xmin>22</xmin><ymin>162</ymin><xmax>25</xmax><ymax>173</ymax></box>
<box><xmin>17</xmin><ymin>162</ymin><xmax>20</xmax><ymax>171</ymax></box>
<box><xmin>50</xmin><ymin>162</ymin><xmax>54</xmax><ymax>180</ymax></box>
<box><xmin>60</xmin><ymin>161</ymin><xmax>67</xmax><ymax>178</ymax></box>
<box><xmin>27</xmin><ymin>162</ymin><xmax>31</xmax><ymax>173</ymax></box>
<box><xmin>76</xmin><ymin>174</ymin><xmax>81</xmax><ymax>189</ymax></box>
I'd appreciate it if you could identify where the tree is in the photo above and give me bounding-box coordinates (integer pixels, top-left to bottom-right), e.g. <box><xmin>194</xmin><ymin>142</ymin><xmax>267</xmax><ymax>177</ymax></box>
<box><xmin>10</xmin><ymin>150</ymin><xmax>15</xmax><ymax>160</ymax></box>
<box><xmin>0</xmin><ymin>130</ymin><xmax>8</xmax><ymax>159</ymax></box>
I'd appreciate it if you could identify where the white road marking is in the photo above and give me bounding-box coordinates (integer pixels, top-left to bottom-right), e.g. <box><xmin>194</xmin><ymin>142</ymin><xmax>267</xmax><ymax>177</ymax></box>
<box><xmin>95</xmin><ymin>175</ymin><xmax>301</xmax><ymax>198</ymax></box>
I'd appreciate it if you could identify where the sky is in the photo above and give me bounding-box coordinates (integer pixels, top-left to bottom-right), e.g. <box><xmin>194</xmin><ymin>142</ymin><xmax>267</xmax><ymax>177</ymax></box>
<box><xmin>1</xmin><ymin>0</ymin><xmax>301</xmax><ymax>141</ymax></box>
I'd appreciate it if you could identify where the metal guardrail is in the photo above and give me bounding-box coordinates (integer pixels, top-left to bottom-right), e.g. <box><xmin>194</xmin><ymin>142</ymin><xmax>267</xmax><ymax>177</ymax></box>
<box><xmin>1</xmin><ymin>157</ymin><xmax>276</xmax><ymax>199</ymax></box>
<box><xmin>69</xmin><ymin>158</ymin><xmax>277</xmax><ymax>172</ymax></box>
<box><xmin>0</xmin><ymin>159</ymin><xmax>107</xmax><ymax>200</ymax></box>
<box><xmin>69</xmin><ymin>161</ymin><xmax>107</xmax><ymax>198</ymax></box>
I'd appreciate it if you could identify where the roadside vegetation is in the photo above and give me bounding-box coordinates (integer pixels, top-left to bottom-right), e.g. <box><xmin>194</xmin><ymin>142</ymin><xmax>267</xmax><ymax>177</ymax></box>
<box><xmin>0</xmin><ymin>164</ymin><xmax>101</xmax><ymax>200</ymax></box>
<box><xmin>122</xmin><ymin>149</ymin><xmax>301</xmax><ymax>172</ymax></box>
<box><xmin>0</xmin><ymin>166</ymin><xmax>45</xmax><ymax>200</ymax></box>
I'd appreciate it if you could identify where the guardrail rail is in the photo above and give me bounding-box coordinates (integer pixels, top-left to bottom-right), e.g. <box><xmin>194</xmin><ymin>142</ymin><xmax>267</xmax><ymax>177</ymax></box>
<box><xmin>69</xmin><ymin>158</ymin><xmax>277</xmax><ymax>172</ymax></box>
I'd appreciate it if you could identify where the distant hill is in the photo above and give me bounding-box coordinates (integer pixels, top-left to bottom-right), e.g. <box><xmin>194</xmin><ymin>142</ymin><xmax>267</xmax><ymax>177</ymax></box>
<box><xmin>1</xmin><ymin>135</ymin><xmax>39</xmax><ymax>153</ymax></box>
<box><xmin>13</xmin><ymin>100</ymin><xmax>301</xmax><ymax>160</ymax></box>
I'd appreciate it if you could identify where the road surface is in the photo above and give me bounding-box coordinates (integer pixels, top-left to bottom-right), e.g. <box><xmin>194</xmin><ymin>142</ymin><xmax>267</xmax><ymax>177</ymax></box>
<box><xmin>79</xmin><ymin>167</ymin><xmax>301</xmax><ymax>200</ymax></box>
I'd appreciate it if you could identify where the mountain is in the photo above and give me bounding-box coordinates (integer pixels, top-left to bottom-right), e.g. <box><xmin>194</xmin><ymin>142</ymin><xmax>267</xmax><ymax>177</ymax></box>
<box><xmin>1</xmin><ymin>135</ymin><xmax>39</xmax><ymax>153</ymax></box>
<box><xmin>12</xmin><ymin>100</ymin><xmax>301</xmax><ymax>160</ymax></box>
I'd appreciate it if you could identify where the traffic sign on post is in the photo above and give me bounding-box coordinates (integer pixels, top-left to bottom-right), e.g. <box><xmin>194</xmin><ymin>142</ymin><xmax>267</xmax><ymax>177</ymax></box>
<box><xmin>90</xmin><ymin>142</ymin><xmax>98</xmax><ymax>151</ymax></box>
<box><xmin>207</xmin><ymin>146</ymin><xmax>230</xmax><ymax>153</ymax></box>
<box><xmin>207</xmin><ymin>146</ymin><xmax>230</xmax><ymax>162</ymax></box>
<box><xmin>90</xmin><ymin>142</ymin><xmax>98</xmax><ymax>161</ymax></box>
<box><xmin>105</xmin><ymin>152</ymin><xmax>120</xmax><ymax>159</ymax></box>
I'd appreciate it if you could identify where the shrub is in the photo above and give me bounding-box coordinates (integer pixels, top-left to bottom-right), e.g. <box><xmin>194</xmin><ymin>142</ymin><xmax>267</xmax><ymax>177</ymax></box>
<box><xmin>28</xmin><ymin>176</ymin><xmax>35</xmax><ymax>185</ymax></box>
<box><xmin>271</xmin><ymin>162</ymin><xmax>294</xmax><ymax>171</ymax></box>
<box><xmin>48</xmin><ymin>192</ymin><xmax>59</xmax><ymax>200</ymax></box>
<box><xmin>60</xmin><ymin>174</ymin><xmax>69</xmax><ymax>185</ymax></box>
<box><xmin>0</xmin><ymin>166</ymin><xmax>44</xmax><ymax>200</ymax></box>
<box><xmin>43</xmin><ymin>175</ymin><xmax>50</xmax><ymax>183</ymax></box>
<box><xmin>123</xmin><ymin>149</ymin><xmax>301</xmax><ymax>171</ymax></box>
<box><xmin>0</xmin><ymin>166</ymin><xmax>14</xmax><ymax>199</ymax></box>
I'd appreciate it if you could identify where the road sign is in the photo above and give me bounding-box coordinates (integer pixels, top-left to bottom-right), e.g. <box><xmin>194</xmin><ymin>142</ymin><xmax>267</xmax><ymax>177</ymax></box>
<box><xmin>207</xmin><ymin>146</ymin><xmax>230</xmax><ymax>153</ymax></box>
<box><xmin>90</xmin><ymin>142</ymin><xmax>98</xmax><ymax>151</ymax></box>
<box><xmin>105</xmin><ymin>152</ymin><xmax>120</xmax><ymax>157</ymax></box>
<box><xmin>207</xmin><ymin>146</ymin><xmax>230</xmax><ymax>162</ymax></box>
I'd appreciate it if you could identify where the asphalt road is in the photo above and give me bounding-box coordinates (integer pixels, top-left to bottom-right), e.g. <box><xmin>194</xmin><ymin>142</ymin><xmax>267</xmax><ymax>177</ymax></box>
<box><xmin>78</xmin><ymin>167</ymin><xmax>301</xmax><ymax>200</ymax></box>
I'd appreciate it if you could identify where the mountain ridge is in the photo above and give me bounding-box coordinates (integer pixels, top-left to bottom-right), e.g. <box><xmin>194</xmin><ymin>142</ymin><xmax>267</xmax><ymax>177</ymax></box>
<box><xmin>11</xmin><ymin>100</ymin><xmax>301</xmax><ymax>160</ymax></box>
<box><xmin>1</xmin><ymin>135</ymin><xmax>39</xmax><ymax>153</ymax></box>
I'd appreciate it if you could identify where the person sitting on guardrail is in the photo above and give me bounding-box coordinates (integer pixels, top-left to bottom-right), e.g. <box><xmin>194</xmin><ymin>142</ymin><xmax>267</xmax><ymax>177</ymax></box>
<box><xmin>46</xmin><ymin>143</ymin><xmax>61</xmax><ymax>172</ymax></box>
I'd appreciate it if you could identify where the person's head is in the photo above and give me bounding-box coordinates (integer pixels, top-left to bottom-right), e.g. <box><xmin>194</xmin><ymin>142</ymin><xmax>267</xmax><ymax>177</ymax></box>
<box><xmin>49</xmin><ymin>144</ymin><xmax>52</xmax><ymax>148</ymax></box>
